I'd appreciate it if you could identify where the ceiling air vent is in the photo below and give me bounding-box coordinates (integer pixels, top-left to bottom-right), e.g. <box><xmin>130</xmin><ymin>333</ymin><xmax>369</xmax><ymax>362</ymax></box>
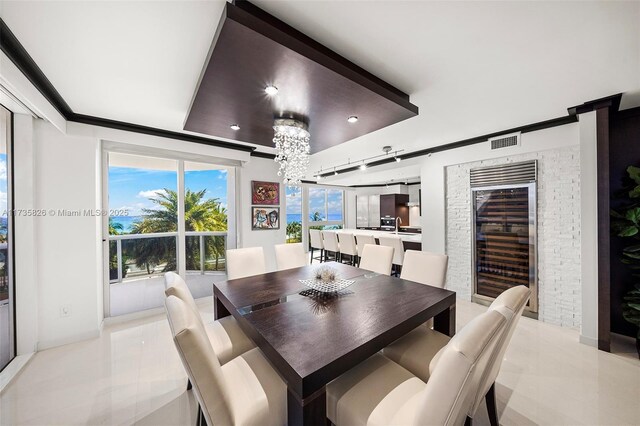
<box><xmin>489</xmin><ymin>132</ymin><xmax>520</xmax><ymax>150</ymax></box>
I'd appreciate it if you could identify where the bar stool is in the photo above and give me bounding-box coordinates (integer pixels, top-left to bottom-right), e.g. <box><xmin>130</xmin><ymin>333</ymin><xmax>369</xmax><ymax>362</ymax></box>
<box><xmin>355</xmin><ymin>234</ymin><xmax>376</xmax><ymax>267</ymax></box>
<box><xmin>378</xmin><ymin>235</ymin><xmax>405</xmax><ymax>276</ymax></box>
<box><xmin>337</xmin><ymin>233</ymin><xmax>358</xmax><ymax>265</ymax></box>
<box><xmin>309</xmin><ymin>229</ymin><xmax>325</xmax><ymax>263</ymax></box>
<box><xmin>321</xmin><ymin>230</ymin><xmax>340</xmax><ymax>262</ymax></box>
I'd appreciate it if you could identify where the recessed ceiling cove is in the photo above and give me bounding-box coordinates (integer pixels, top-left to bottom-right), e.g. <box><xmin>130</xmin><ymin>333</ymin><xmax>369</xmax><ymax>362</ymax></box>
<box><xmin>184</xmin><ymin>0</ymin><xmax>418</xmax><ymax>154</ymax></box>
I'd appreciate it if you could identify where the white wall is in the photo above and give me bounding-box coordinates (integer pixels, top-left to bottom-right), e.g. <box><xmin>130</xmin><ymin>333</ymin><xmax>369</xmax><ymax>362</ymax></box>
<box><xmin>444</xmin><ymin>145</ymin><xmax>582</xmax><ymax>327</ymax></box>
<box><xmin>33</xmin><ymin>120</ymin><xmax>103</xmax><ymax>349</ymax></box>
<box><xmin>12</xmin><ymin>114</ymin><xmax>38</xmax><ymax>355</ymax></box>
<box><xmin>421</xmin><ymin>124</ymin><xmax>580</xmax><ymax>252</ymax></box>
<box><xmin>4</xmin><ymin>112</ymin><xmax>284</xmax><ymax>350</ymax></box>
<box><xmin>237</xmin><ymin>157</ymin><xmax>286</xmax><ymax>272</ymax></box>
<box><xmin>420</xmin><ymin>121</ymin><xmax>603</xmax><ymax>337</ymax></box>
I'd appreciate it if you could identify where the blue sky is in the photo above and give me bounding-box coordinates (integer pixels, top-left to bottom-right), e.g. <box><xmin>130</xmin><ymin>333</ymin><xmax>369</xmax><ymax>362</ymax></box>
<box><xmin>109</xmin><ymin>166</ymin><xmax>227</xmax><ymax>216</ymax></box>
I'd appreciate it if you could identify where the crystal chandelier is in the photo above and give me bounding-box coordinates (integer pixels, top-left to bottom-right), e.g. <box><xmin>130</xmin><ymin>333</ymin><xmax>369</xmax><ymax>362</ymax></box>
<box><xmin>273</xmin><ymin>118</ymin><xmax>310</xmax><ymax>185</ymax></box>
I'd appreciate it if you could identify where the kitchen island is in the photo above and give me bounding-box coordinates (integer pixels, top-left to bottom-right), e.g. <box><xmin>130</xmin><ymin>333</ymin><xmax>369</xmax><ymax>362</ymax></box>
<box><xmin>335</xmin><ymin>228</ymin><xmax>422</xmax><ymax>250</ymax></box>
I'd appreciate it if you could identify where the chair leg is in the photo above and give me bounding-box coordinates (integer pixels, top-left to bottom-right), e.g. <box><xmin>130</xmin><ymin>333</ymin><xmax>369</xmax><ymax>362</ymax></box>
<box><xmin>310</xmin><ymin>247</ymin><xmax>315</xmax><ymax>263</ymax></box>
<box><xmin>320</xmin><ymin>249</ymin><xmax>324</xmax><ymax>262</ymax></box>
<box><xmin>187</xmin><ymin>379</ymin><xmax>192</xmax><ymax>390</ymax></box>
<box><xmin>486</xmin><ymin>382</ymin><xmax>499</xmax><ymax>426</ymax></box>
<box><xmin>197</xmin><ymin>403</ymin><xmax>205</xmax><ymax>426</ymax></box>
<box><xmin>465</xmin><ymin>416</ymin><xmax>473</xmax><ymax>426</ymax></box>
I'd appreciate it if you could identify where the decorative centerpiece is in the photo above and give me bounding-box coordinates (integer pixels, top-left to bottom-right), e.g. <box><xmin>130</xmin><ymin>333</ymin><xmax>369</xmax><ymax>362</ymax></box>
<box><xmin>300</xmin><ymin>265</ymin><xmax>355</xmax><ymax>293</ymax></box>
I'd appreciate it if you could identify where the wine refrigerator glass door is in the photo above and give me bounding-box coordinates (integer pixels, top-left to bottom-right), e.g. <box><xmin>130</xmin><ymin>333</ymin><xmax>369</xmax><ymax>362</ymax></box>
<box><xmin>472</xmin><ymin>182</ymin><xmax>537</xmax><ymax>313</ymax></box>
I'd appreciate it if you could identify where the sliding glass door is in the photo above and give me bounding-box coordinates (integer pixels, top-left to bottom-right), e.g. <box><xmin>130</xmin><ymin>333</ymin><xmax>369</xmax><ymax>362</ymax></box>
<box><xmin>0</xmin><ymin>105</ymin><xmax>14</xmax><ymax>371</ymax></box>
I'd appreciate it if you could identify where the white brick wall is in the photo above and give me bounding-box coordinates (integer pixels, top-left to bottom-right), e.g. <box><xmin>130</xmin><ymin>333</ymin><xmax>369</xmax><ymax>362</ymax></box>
<box><xmin>445</xmin><ymin>145</ymin><xmax>581</xmax><ymax>328</ymax></box>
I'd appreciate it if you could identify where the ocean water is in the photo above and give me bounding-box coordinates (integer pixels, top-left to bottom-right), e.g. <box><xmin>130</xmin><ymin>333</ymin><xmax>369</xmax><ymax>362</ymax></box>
<box><xmin>286</xmin><ymin>214</ymin><xmax>342</xmax><ymax>223</ymax></box>
<box><xmin>110</xmin><ymin>216</ymin><xmax>142</xmax><ymax>233</ymax></box>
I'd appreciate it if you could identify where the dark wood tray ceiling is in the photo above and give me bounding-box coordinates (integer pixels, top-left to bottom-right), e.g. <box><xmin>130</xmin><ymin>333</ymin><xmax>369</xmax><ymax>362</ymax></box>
<box><xmin>184</xmin><ymin>0</ymin><xmax>418</xmax><ymax>154</ymax></box>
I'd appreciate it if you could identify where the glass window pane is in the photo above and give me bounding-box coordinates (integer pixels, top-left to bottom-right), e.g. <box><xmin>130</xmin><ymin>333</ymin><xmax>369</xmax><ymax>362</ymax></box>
<box><xmin>327</xmin><ymin>189</ymin><xmax>343</xmax><ymax>222</ymax></box>
<box><xmin>108</xmin><ymin>153</ymin><xmax>178</xmax><ymax>234</ymax></box>
<box><xmin>107</xmin><ymin>153</ymin><xmax>178</xmax><ymax>317</ymax></box>
<box><xmin>286</xmin><ymin>186</ymin><xmax>302</xmax><ymax>243</ymax></box>
<box><xmin>184</xmin><ymin>162</ymin><xmax>228</xmax><ymax>232</ymax></box>
<box><xmin>0</xmin><ymin>105</ymin><xmax>13</xmax><ymax>370</ymax></box>
<box><xmin>308</xmin><ymin>188</ymin><xmax>326</xmax><ymax>221</ymax></box>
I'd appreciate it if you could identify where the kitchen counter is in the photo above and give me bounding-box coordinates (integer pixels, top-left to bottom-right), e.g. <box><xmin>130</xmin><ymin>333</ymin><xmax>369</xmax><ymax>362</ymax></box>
<box><xmin>336</xmin><ymin>228</ymin><xmax>422</xmax><ymax>244</ymax></box>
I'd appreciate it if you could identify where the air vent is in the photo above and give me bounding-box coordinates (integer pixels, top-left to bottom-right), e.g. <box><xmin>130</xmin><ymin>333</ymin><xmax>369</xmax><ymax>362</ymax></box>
<box><xmin>470</xmin><ymin>160</ymin><xmax>537</xmax><ymax>187</ymax></box>
<box><xmin>489</xmin><ymin>132</ymin><xmax>520</xmax><ymax>150</ymax></box>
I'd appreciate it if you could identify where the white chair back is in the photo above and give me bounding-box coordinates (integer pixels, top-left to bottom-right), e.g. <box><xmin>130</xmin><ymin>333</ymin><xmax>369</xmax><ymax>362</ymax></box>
<box><xmin>400</xmin><ymin>250</ymin><xmax>449</xmax><ymax>288</ymax></box>
<box><xmin>337</xmin><ymin>233</ymin><xmax>357</xmax><ymax>256</ymax></box>
<box><xmin>164</xmin><ymin>272</ymin><xmax>199</xmax><ymax>314</ymax></box>
<box><xmin>358</xmin><ymin>244</ymin><xmax>394</xmax><ymax>275</ymax></box>
<box><xmin>322</xmin><ymin>231</ymin><xmax>340</xmax><ymax>253</ymax></box>
<box><xmin>226</xmin><ymin>247</ymin><xmax>266</xmax><ymax>280</ymax></box>
<box><xmin>417</xmin><ymin>310</ymin><xmax>507</xmax><ymax>426</ymax></box>
<box><xmin>355</xmin><ymin>234</ymin><xmax>376</xmax><ymax>257</ymax></box>
<box><xmin>469</xmin><ymin>285</ymin><xmax>530</xmax><ymax>417</ymax></box>
<box><xmin>309</xmin><ymin>229</ymin><xmax>324</xmax><ymax>250</ymax></box>
<box><xmin>274</xmin><ymin>243</ymin><xmax>308</xmax><ymax>271</ymax></box>
<box><xmin>378</xmin><ymin>235</ymin><xmax>405</xmax><ymax>266</ymax></box>
<box><xmin>165</xmin><ymin>295</ymin><xmax>233</xmax><ymax>425</ymax></box>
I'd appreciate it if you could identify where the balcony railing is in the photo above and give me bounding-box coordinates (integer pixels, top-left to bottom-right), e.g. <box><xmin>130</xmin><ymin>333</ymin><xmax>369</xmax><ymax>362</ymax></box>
<box><xmin>109</xmin><ymin>231</ymin><xmax>227</xmax><ymax>284</ymax></box>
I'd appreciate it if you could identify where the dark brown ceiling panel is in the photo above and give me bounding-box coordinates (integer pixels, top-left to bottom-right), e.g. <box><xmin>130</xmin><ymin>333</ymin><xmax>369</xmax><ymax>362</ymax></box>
<box><xmin>184</xmin><ymin>0</ymin><xmax>418</xmax><ymax>154</ymax></box>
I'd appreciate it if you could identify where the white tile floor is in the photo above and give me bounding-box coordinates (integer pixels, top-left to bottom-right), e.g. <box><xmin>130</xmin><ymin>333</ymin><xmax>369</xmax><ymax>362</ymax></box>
<box><xmin>1</xmin><ymin>298</ymin><xmax>639</xmax><ymax>425</ymax></box>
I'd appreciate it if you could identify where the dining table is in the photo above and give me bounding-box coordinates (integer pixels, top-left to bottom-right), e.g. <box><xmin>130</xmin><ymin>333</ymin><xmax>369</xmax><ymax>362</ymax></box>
<box><xmin>213</xmin><ymin>262</ymin><xmax>456</xmax><ymax>426</ymax></box>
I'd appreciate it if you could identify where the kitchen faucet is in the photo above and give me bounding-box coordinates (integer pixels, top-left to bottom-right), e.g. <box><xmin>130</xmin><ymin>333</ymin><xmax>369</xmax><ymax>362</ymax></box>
<box><xmin>395</xmin><ymin>216</ymin><xmax>402</xmax><ymax>234</ymax></box>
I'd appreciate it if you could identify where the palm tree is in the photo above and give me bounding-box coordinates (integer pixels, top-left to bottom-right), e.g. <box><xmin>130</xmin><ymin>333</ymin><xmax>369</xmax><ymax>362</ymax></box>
<box><xmin>286</xmin><ymin>221</ymin><xmax>302</xmax><ymax>243</ymax></box>
<box><xmin>109</xmin><ymin>217</ymin><xmax>124</xmax><ymax>235</ymax></box>
<box><xmin>129</xmin><ymin>189</ymin><xmax>227</xmax><ymax>273</ymax></box>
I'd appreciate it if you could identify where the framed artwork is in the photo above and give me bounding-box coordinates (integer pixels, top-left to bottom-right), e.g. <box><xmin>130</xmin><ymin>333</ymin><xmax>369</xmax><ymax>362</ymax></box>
<box><xmin>252</xmin><ymin>207</ymin><xmax>280</xmax><ymax>230</ymax></box>
<box><xmin>251</xmin><ymin>180</ymin><xmax>280</xmax><ymax>205</ymax></box>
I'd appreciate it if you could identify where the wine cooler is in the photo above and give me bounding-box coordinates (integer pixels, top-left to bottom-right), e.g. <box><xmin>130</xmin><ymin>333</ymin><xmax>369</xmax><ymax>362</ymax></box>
<box><xmin>471</xmin><ymin>161</ymin><xmax>538</xmax><ymax>313</ymax></box>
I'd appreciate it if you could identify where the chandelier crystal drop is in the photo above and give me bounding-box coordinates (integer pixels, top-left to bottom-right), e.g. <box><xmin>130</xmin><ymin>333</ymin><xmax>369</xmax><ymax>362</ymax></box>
<box><xmin>273</xmin><ymin>118</ymin><xmax>311</xmax><ymax>186</ymax></box>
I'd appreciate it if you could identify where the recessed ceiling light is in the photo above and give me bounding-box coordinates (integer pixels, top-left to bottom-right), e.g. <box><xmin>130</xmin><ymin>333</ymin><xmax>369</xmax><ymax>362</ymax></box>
<box><xmin>334</xmin><ymin>170</ymin><xmax>338</xmax><ymax>176</ymax></box>
<box><xmin>347</xmin><ymin>115</ymin><xmax>358</xmax><ymax>123</ymax></box>
<box><xmin>395</xmin><ymin>156</ymin><xmax>401</xmax><ymax>162</ymax></box>
<box><xmin>230</xmin><ymin>124</ymin><xmax>240</xmax><ymax>130</ymax></box>
<box><xmin>265</xmin><ymin>85</ymin><xmax>278</xmax><ymax>95</ymax></box>
<box><xmin>360</xmin><ymin>163</ymin><xmax>367</xmax><ymax>171</ymax></box>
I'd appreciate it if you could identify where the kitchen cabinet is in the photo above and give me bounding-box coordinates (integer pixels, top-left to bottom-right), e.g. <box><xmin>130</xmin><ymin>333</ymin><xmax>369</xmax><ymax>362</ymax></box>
<box><xmin>380</xmin><ymin>194</ymin><xmax>409</xmax><ymax>224</ymax></box>
<box><xmin>356</xmin><ymin>195</ymin><xmax>381</xmax><ymax>228</ymax></box>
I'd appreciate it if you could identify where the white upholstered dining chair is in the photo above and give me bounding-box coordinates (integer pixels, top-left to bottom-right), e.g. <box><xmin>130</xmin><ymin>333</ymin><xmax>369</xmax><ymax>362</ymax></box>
<box><xmin>326</xmin><ymin>309</ymin><xmax>507</xmax><ymax>426</ymax></box>
<box><xmin>355</xmin><ymin>234</ymin><xmax>376</xmax><ymax>266</ymax></box>
<box><xmin>383</xmin><ymin>285</ymin><xmax>530</xmax><ymax>426</ymax></box>
<box><xmin>226</xmin><ymin>247</ymin><xmax>266</xmax><ymax>280</ymax></box>
<box><xmin>274</xmin><ymin>243</ymin><xmax>308</xmax><ymax>270</ymax></box>
<box><xmin>322</xmin><ymin>231</ymin><xmax>340</xmax><ymax>262</ymax></box>
<box><xmin>400</xmin><ymin>250</ymin><xmax>449</xmax><ymax>288</ymax></box>
<box><xmin>358</xmin><ymin>244</ymin><xmax>394</xmax><ymax>275</ymax></box>
<box><xmin>398</xmin><ymin>250</ymin><xmax>449</xmax><ymax>329</ymax></box>
<box><xmin>378</xmin><ymin>235</ymin><xmax>405</xmax><ymax>275</ymax></box>
<box><xmin>337</xmin><ymin>233</ymin><xmax>358</xmax><ymax>265</ymax></box>
<box><xmin>164</xmin><ymin>272</ymin><xmax>255</xmax><ymax>366</ymax></box>
<box><xmin>165</xmin><ymin>295</ymin><xmax>287</xmax><ymax>426</ymax></box>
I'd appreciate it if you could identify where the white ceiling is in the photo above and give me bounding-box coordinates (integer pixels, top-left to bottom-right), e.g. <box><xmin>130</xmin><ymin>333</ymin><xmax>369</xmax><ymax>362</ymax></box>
<box><xmin>1</xmin><ymin>0</ymin><xmax>639</xmax><ymax>185</ymax></box>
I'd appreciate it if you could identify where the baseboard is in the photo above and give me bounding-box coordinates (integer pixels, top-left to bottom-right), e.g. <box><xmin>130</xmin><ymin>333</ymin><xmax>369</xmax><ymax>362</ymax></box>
<box><xmin>0</xmin><ymin>352</ymin><xmax>34</xmax><ymax>393</ymax></box>
<box><xmin>37</xmin><ymin>328</ymin><xmax>102</xmax><ymax>351</ymax></box>
<box><xmin>579</xmin><ymin>334</ymin><xmax>598</xmax><ymax>348</ymax></box>
<box><xmin>102</xmin><ymin>305</ymin><xmax>166</xmax><ymax>326</ymax></box>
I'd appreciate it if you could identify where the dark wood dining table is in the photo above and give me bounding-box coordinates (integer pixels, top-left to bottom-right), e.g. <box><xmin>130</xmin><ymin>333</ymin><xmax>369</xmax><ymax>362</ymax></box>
<box><xmin>213</xmin><ymin>262</ymin><xmax>456</xmax><ymax>426</ymax></box>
